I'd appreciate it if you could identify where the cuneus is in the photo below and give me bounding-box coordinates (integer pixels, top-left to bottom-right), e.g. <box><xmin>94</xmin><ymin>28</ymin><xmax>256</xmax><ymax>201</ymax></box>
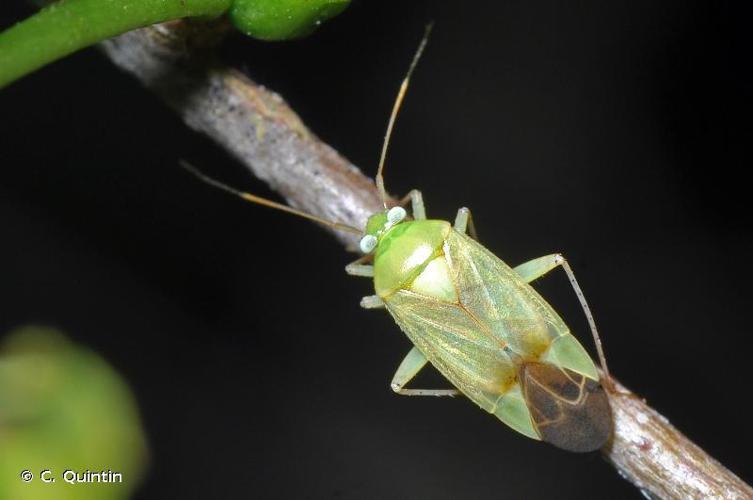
<box><xmin>184</xmin><ymin>25</ymin><xmax>614</xmax><ymax>452</ymax></box>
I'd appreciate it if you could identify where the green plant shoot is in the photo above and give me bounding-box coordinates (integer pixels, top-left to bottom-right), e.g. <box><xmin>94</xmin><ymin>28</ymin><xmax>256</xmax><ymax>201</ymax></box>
<box><xmin>182</xmin><ymin>26</ymin><xmax>614</xmax><ymax>452</ymax></box>
<box><xmin>0</xmin><ymin>0</ymin><xmax>349</xmax><ymax>89</ymax></box>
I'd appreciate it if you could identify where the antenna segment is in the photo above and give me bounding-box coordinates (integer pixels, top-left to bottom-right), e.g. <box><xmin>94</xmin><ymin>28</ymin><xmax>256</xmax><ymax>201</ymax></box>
<box><xmin>375</xmin><ymin>23</ymin><xmax>434</xmax><ymax>207</ymax></box>
<box><xmin>180</xmin><ymin>160</ymin><xmax>362</xmax><ymax>235</ymax></box>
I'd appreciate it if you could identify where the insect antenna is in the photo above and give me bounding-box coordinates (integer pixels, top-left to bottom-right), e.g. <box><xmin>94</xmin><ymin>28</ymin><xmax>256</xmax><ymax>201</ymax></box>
<box><xmin>375</xmin><ymin>23</ymin><xmax>434</xmax><ymax>208</ymax></box>
<box><xmin>180</xmin><ymin>160</ymin><xmax>362</xmax><ymax>235</ymax></box>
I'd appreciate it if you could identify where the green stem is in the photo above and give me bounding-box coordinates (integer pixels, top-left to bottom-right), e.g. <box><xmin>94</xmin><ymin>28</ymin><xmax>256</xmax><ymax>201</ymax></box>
<box><xmin>0</xmin><ymin>0</ymin><xmax>232</xmax><ymax>88</ymax></box>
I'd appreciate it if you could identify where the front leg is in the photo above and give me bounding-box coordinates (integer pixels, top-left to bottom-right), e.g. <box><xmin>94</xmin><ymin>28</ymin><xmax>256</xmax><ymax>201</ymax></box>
<box><xmin>345</xmin><ymin>263</ymin><xmax>374</xmax><ymax>278</ymax></box>
<box><xmin>345</xmin><ymin>253</ymin><xmax>374</xmax><ymax>278</ymax></box>
<box><xmin>396</xmin><ymin>189</ymin><xmax>426</xmax><ymax>220</ymax></box>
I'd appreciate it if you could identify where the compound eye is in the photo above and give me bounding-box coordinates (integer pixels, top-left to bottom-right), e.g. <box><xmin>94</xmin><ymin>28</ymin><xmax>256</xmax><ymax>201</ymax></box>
<box><xmin>359</xmin><ymin>235</ymin><xmax>378</xmax><ymax>254</ymax></box>
<box><xmin>387</xmin><ymin>206</ymin><xmax>407</xmax><ymax>225</ymax></box>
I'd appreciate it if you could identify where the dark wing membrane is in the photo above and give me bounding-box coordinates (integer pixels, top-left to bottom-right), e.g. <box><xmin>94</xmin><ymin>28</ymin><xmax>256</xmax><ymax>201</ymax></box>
<box><xmin>519</xmin><ymin>362</ymin><xmax>612</xmax><ymax>452</ymax></box>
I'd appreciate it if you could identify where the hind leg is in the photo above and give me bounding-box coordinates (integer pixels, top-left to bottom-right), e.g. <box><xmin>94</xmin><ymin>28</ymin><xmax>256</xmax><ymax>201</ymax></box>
<box><xmin>513</xmin><ymin>253</ymin><xmax>613</xmax><ymax>392</ymax></box>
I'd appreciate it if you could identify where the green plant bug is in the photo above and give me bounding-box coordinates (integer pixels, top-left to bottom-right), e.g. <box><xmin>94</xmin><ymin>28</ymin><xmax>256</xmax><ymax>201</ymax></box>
<box><xmin>182</xmin><ymin>25</ymin><xmax>614</xmax><ymax>453</ymax></box>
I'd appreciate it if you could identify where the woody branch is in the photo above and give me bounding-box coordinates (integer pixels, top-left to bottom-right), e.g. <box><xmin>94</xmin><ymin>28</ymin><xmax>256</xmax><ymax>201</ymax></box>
<box><xmin>98</xmin><ymin>20</ymin><xmax>751</xmax><ymax>500</ymax></box>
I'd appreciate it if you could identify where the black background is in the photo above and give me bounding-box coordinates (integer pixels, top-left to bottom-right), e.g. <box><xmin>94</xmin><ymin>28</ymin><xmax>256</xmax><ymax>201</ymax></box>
<box><xmin>1</xmin><ymin>1</ymin><xmax>752</xmax><ymax>498</ymax></box>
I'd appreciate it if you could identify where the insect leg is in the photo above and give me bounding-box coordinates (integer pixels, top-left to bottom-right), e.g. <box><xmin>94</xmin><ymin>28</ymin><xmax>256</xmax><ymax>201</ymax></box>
<box><xmin>513</xmin><ymin>254</ymin><xmax>613</xmax><ymax>391</ymax></box>
<box><xmin>391</xmin><ymin>346</ymin><xmax>460</xmax><ymax>397</ymax></box>
<box><xmin>360</xmin><ymin>295</ymin><xmax>385</xmax><ymax>309</ymax></box>
<box><xmin>345</xmin><ymin>253</ymin><xmax>374</xmax><ymax>278</ymax></box>
<box><xmin>453</xmin><ymin>207</ymin><xmax>479</xmax><ymax>240</ymax></box>
<box><xmin>396</xmin><ymin>189</ymin><xmax>426</xmax><ymax>220</ymax></box>
<box><xmin>512</xmin><ymin>253</ymin><xmax>562</xmax><ymax>283</ymax></box>
<box><xmin>345</xmin><ymin>263</ymin><xmax>374</xmax><ymax>277</ymax></box>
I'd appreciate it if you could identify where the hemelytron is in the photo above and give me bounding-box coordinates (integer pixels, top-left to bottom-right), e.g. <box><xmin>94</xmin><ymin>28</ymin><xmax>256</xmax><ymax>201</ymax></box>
<box><xmin>183</xmin><ymin>25</ymin><xmax>613</xmax><ymax>452</ymax></box>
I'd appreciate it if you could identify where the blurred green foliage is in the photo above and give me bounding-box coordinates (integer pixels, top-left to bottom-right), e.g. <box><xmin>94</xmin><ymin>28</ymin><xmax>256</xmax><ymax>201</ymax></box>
<box><xmin>0</xmin><ymin>0</ymin><xmax>351</xmax><ymax>88</ymax></box>
<box><xmin>230</xmin><ymin>0</ymin><xmax>350</xmax><ymax>40</ymax></box>
<box><xmin>0</xmin><ymin>327</ymin><xmax>148</xmax><ymax>499</ymax></box>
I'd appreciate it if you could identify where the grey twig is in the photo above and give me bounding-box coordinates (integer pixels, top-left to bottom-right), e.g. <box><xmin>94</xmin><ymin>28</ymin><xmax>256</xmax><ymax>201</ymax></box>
<box><xmin>605</xmin><ymin>379</ymin><xmax>751</xmax><ymax>499</ymax></box>
<box><xmin>101</xmin><ymin>20</ymin><xmax>383</xmax><ymax>250</ymax></box>
<box><xmin>99</xmin><ymin>21</ymin><xmax>752</xmax><ymax>500</ymax></box>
